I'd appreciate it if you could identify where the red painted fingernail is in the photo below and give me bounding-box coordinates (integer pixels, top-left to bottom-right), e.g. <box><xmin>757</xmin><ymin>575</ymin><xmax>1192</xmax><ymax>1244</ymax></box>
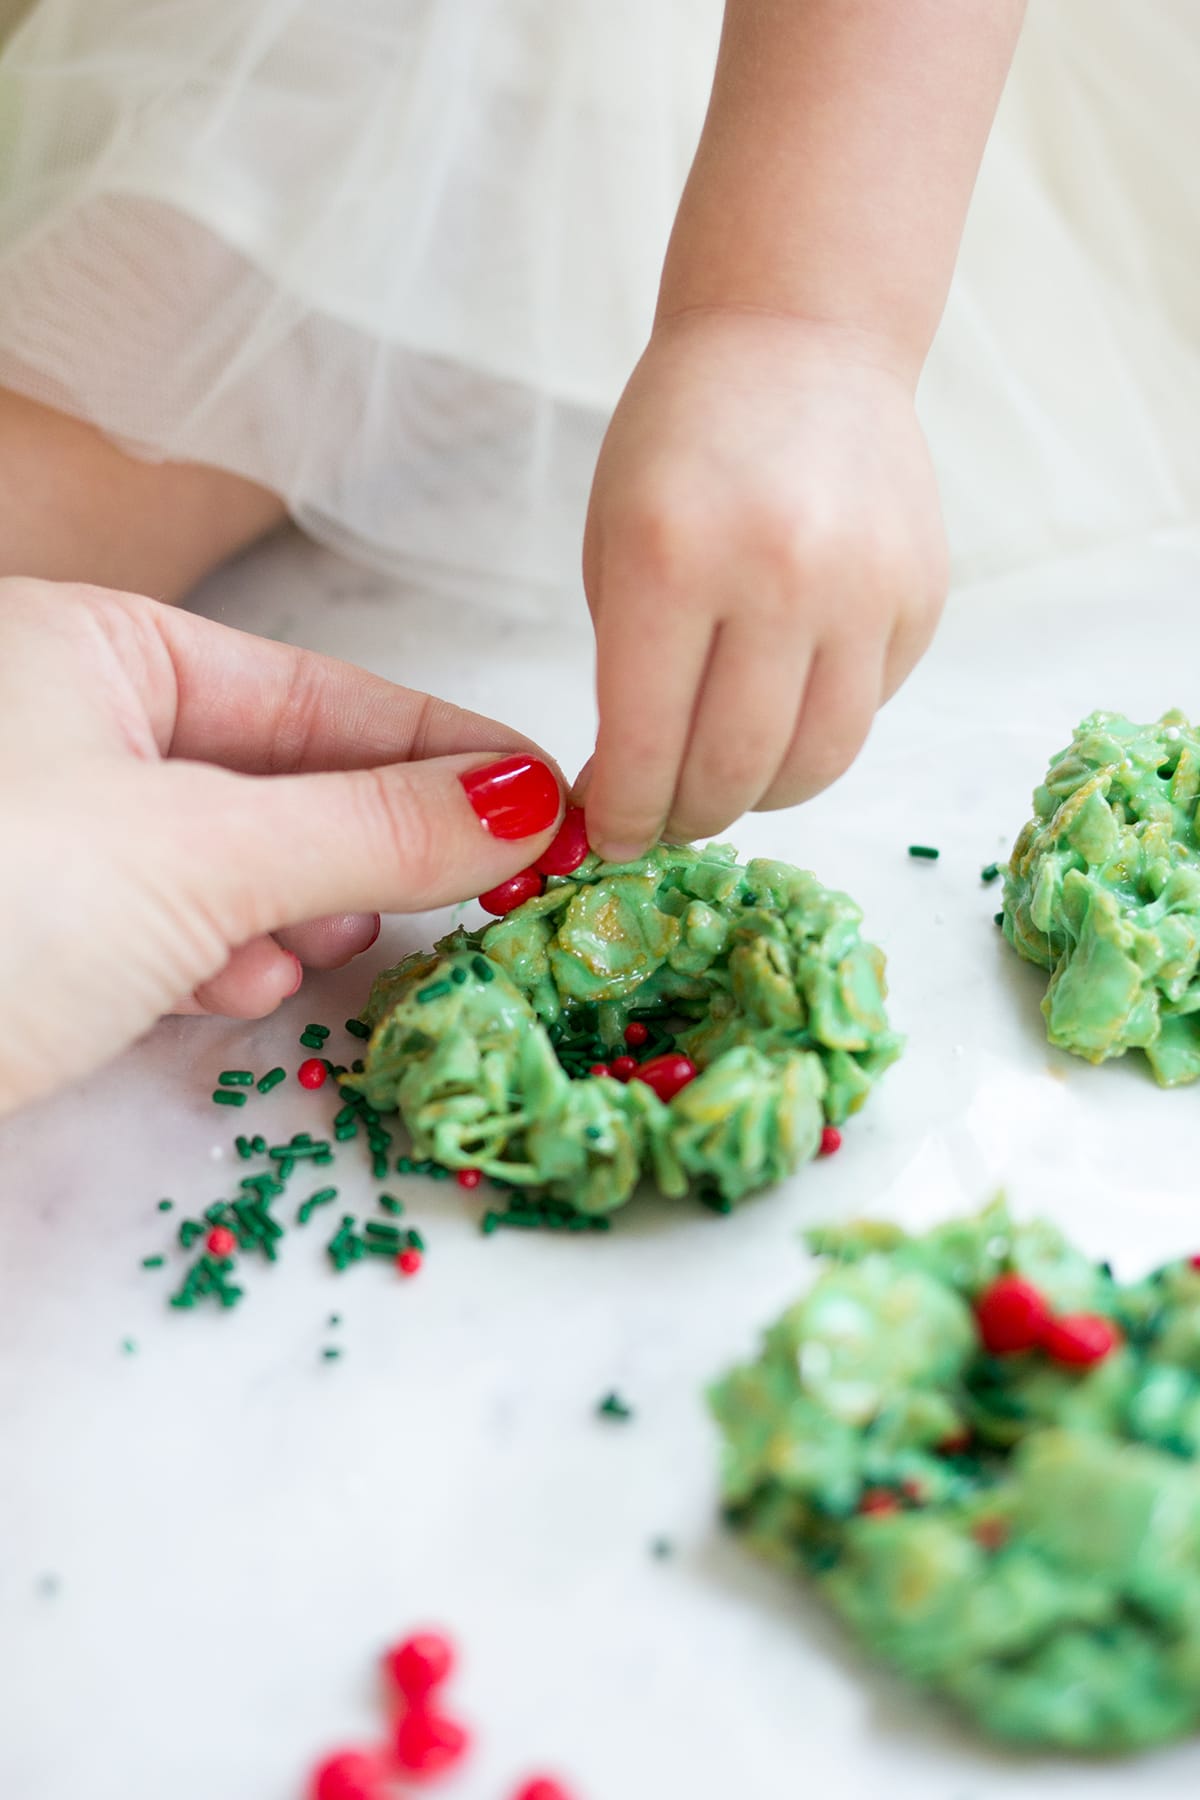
<box><xmin>460</xmin><ymin>756</ymin><xmax>561</xmax><ymax>840</ymax></box>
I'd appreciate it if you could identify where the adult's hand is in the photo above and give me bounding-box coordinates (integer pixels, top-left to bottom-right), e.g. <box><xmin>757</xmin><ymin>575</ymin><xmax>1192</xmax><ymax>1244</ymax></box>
<box><xmin>0</xmin><ymin>579</ymin><xmax>563</xmax><ymax>1115</ymax></box>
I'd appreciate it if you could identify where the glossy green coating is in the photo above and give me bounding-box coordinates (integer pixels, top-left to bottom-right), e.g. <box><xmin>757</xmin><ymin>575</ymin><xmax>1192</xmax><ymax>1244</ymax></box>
<box><xmin>1003</xmin><ymin>710</ymin><xmax>1200</xmax><ymax>1084</ymax></box>
<box><xmin>712</xmin><ymin>1199</ymin><xmax>1200</xmax><ymax>1751</ymax></box>
<box><xmin>351</xmin><ymin>842</ymin><xmax>901</xmax><ymax>1212</ymax></box>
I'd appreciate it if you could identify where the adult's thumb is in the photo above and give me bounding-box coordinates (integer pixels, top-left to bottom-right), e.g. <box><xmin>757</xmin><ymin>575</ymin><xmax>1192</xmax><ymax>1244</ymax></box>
<box><xmin>184</xmin><ymin>750</ymin><xmax>565</xmax><ymax>939</ymax></box>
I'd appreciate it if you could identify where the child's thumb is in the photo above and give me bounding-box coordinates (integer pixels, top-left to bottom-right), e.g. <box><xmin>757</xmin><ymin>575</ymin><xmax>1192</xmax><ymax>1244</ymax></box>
<box><xmin>188</xmin><ymin>751</ymin><xmax>564</xmax><ymax>939</ymax></box>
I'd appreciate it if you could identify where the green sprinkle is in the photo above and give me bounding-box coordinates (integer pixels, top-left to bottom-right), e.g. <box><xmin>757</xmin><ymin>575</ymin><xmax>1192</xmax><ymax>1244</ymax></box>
<box><xmin>334</xmin><ymin>1103</ymin><xmax>360</xmax><ymax>1127</ymax></box>
<box><xmin>345</xmin><ymin>1017</ymin><xmax>371</xmax><ymax>1040</ymax></box>
<box><xmin>321</xmin><ymin>1346</ymin><xmax>342</xmax><ymax>1361</ymax></box>
<box><xmin>416</xmin><ymin>980</ymin><xmax>452</xmax><ymax>1005</ymax></box>
<box><xmin>371</xmin><ymin>1155</ymin><xmax>390</xmax><ymax>1181</ymax></box>
<box><xmin>299</xmin><ymin>1033</ymin><xmax>324</xmax><ymax>1050</ymax></box>
<box><xmin>406</xmin><ymin>1228</ymin><xmax>425</xmax><ymax>1252</ymax></box>
<box><xmin>141</xmin><ymin>1255</ymin><xmax>165</xmax><ymax>1270</ymax></box>
<box><xmin>451</xmin><ymin>966</ymin><xmax>468</xmax><ymax>985</ymax></box>
<box><xmin>584</xmin><ymin>1125</ymin><xmax>602</xmax><ymax>1141</ymax></box>
<box><xmin>364</xmin><ymin>1220</ymin><xmax>402</xmax><ymax>1243</ymax></box>
<box><xmin>179</xmin><ymin>1221</ymin><xmax>205</xmax><ymax>1249</ymax></box>
<box><xmin>981</xmin><ymin>862</ymin><xmax>1000</xmax><ymax>884</ymax></box>
<box><xmin>351</xmin><ymin>1059</ymin><xmax>365</xmax><ymax>1074</ymax></box>
<box><xmin>212</xmin><ymin>1089</ymin><xmax>247</xmax><ymax>1108</ymax></box>
<box><xmin>597</xmin><ymin>1391</ymin><xmax>633</xmax><ymax>1421</ymax></box>
<box><xmin>297</xmin><ymin>1186</ymin><xmax>339</xmax><ymax>1226</ymax></box>
<box><xmin>251</xmin><ymin>1136</ymin><xmax>267</xmax><ymax>1154</ymax></box>
<box><xmin>303</xmin><ymin>1023</ymin><xmax>330</xmax><ymax>1040</ymax></box>
<box><xmin>481</xmin><ymin>1211</ymin><xmax>500</xmax><ymax>1235</ymax></box>
<box><xmin>907</xmin><ymin>845</ymin><xmax>940</xmax><ymax>861</ymax></box>
<box><xmin>157</xmin><ymin>1199</ymin><xmax>174</xmax><ymax>1213</ymax></box>
<box><xmin>471</xmin><ymin>955</ymin><xmax>494</xmax><ymax>983</ymax></box>
<box><xmin>235</xmin><ymin>1135</ymin><xmax>254</xmax><ymax>1161</ymax></box>
<box><xmin>204</xmin><ymin>1201</ymin><xmax>230</xmax><ymax>1224</ymax></box>
<box><xmin>396</xmin><ymin>1156</ymin><xmax>414</xmax><ymax>1174</ymax></box>
<box><xmin>994</xmin><ymin>910</ymin><xmax>1005</xmax><ymax>927</ymax></box>
<box><xmin>378</xmin><ymin>1194</ymin><xmax>404</xmax><ymax>1216</ymax></box>
<box><xmin>431</xmin><ymin>1165</ymin><xmax>451</xmax><ymax>1181</ymax></box>
<box><xmin>256</xmin><ymin>1067</ymin><xmax>287</xmax><ymax>1094</ymax></box>
<box><xmin>328</xmin><ymin>1313</ymin><xmax>341</xmax><ymax>1327</ymax></box>
<box><xmin>334</xmin><ymin>1123</ymin><xmax>359</xmax><ymax>1141</ymax></box>
<box><xmin>121</xmin><ymin>1338</ymin><xmax>138</xmax><ymax>1356</ymax></box>
<box><xmin>218</xmin><ymin>1069</ymin><xmax>254</xmax><ymax>1087</ymax></box>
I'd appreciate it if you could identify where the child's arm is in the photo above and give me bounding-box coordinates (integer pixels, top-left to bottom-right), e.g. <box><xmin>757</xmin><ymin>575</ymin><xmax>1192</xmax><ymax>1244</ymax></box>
<box><xmin>582</xmin><ymin>0</ymin><xmax>1026</xmax><ymax>861</ymax></box>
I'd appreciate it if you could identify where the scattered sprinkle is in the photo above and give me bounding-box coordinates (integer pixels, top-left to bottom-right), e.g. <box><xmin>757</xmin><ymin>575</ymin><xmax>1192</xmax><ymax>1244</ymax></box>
<box><xmin>321</xmin><ymin>1346</ymin><xmax>342</xmax><ymax>1362</ymax></box>
<box><xmin>211</xmin><ymin>1089</ymin><xmax>247</xmax><ymax>1108</ymax></box>
<box><xmin>297</xmin><ymin>1057</ymin><xmax>328</xmax><ymax>1090</ymax></box>
<box><xmin>819</xmin><ymin>1125</ymin><xmax>842</xmax><ymax>1157</ymax></box>
<box><xmin>907</xmin><ymin>845</ymin><xmax>940</xmax><ymax>861</ymax></box>
<box><xmin>141</xmin><ymin>1255</ymin><xmax>165</xmax><ymax>1270</ymax></box>
<box><xmin>218</xmin><ymin>1069</ymin><xmax>255</xmax><ymax>1087</ymax></box>
<box><xmin>121</xmin><ymin>1338</ymin><xmax>138</xmax><ymax>1355</ymax></box>
<box><xmin>256</xmin><ymin>1067</ymin><xmax>287</xmax><ymax>1094</ymax></box>
<box><xmin>597</xmin><ymin>1391</ymin><xmax>633</xmax><ymax>1422</ymax></box>
<box><xmin>397</xmin><ymin>1248</ymin><xmax>423</xmax><ymax>1277</ymax></box>
<box><xmin>345</xmin><ymin>1017</ymin><xmax>371</xmax><ymax>1039</ymax></box>
<box><xmin>157</xmin><ymin>1199</ymin><xmax>174</xmax><ymax>1213</ymax></box>
<box><xmin>980</xmin><ymin>862</ymin><xmax>1000</xmax><ymax>884</ymax></box>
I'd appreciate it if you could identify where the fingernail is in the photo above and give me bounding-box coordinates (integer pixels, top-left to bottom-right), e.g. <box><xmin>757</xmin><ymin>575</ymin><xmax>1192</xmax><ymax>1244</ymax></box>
<box><xmin>363</xmin><ymin>913</ymin><xmax>381</xmax><ymax>951</ymax></box>
<box><xmin>284</xmin><ymin>952</ymin><xmax>303</xmax><ymax>996</ymax></box>
<box><xmin>595</xmin><ymin>841</ymin><xmax>646</xmax><ymax>866</ymax></box>
<box><xmin>459</xmin><ymin>755</ymin><xmax>561</xmax><ymax>840</ymax></box>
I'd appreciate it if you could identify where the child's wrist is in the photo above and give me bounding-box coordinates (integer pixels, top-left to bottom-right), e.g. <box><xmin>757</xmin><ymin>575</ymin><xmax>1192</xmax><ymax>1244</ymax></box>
<box><xmin>649</xmin><ymin>300</ymin><xmax>925</xmax><ymax>392</ymax></box>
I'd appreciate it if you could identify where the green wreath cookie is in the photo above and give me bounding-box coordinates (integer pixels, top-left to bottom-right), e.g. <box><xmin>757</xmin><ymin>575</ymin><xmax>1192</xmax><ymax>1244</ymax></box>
<box><xmin>352</xmin><ymin>841</ymin><xmax>901</xmax><ymax>1213</ymax></box>
<box><xmin>1002</xmin><ymin>709</ymin><xmax>1200</xmax><ymax>1084</ymax></box>
<box><xmin>712</xmin><ymin>1199</ymin><xmax>1200</xmax><ymax>1751</ymax></box>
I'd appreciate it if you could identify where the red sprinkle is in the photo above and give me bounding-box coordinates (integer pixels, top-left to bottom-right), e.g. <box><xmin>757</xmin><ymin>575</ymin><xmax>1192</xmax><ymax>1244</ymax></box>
<box><xmin>383</xmin><ymin>1632</ymin><xmax>455</xmax><ymax>1701</ymax></box>
<box><xmin>819</xmin><ymin>1125</ymin><xmax>842</xmax><ymax>1156</ymax></box>
<box><xmin>971</xmin><ymin>1517</ymin><xmax>1010</xmax><ymax>1553</ymax></box>
<box><xmin>588</xmin><ymin>1063</ymin><xmax>611</xmax><ymax>1078</ymax></box>
<box><xmin>298</xmin><ymin>1058</ymin><xmax>328</xmax><ymax>1090</ymax></box>
<box><xmin>857</xmin><ymin>1488</ymin><xmax>900</xmax><ymax>1517</ymax></box>
<box><xmin>623</xmin><ymin>1021</ymin><xmax>650</xmax><ymax>1048</ymax></box>
<box><xmin>455</xmin><ymin>1168</ymin><xmax>482</xmax><ymax>1190</ymax></box>
<box><xmin>1039</xmin><ymin>1312</ymin><xmax>1121</xmax><ymax>1366</ymax></box>
<box><xmin>310</xmin><ymin>1750</ymin><xmax>388</xmax><ymax>1800</ymax></box>
<box><xmin>512</xmin><ymin>1782</ymin><xmax>576</xmax><ymax>1800</ymax></box>
<box><xmin>206</xmin><ymin>1226</ymin><xmax>236</xmax><ymax>1259</ymax></box>
<box><xmin>1189</xmin><ymin>1254</ymin><xmax>1200</xmax><ymax>1270</ymax></box>
<box><xmin>631</xmin><ymin>1053</ymin><xmax>698</xmax><ymax>1103</ymax></box>
<box><xmin>535</xmin><ymin>804</ymin><xmax>591</xmax><ymax>877</ymax></box>
<box><xmin>392</xmin><ymin>1709</ymin><xmax>470</xmax><ymax>1778</ymax></box>
<box><xmin>609</xmin><ymin>1055</ymin><xmax>637</xmax><ymax>1082</ymax></box>
<box><xmin>936</xmin><ymin>1429</ymin><xmax>972</xmax><ymax>1456</ymax></box>
<box><xmin>478</xmin><ymin>868</ymin><xmax>545</xmax><ymax>917</ymax></box>
<box><xmin>975</xmin><ymin>1275</ymin><xmax>1052</xmax><ymax>1355</ymax></box>
<box><xmin>397</xmin><ymin>1249</ymin><xmax>423</xmax><ymax>1278</ymax></box>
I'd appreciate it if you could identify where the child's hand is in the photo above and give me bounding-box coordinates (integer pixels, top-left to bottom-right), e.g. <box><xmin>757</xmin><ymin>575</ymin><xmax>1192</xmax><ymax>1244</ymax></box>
<box><xmin>580</xmin><ymin>312</ymin><xmax>947</xmax><ymax>860</ymax></box>
<box><xmin>0</xmin><ymin>579</ymin><xmax>563</xmax><ymax>1116</ymax></box>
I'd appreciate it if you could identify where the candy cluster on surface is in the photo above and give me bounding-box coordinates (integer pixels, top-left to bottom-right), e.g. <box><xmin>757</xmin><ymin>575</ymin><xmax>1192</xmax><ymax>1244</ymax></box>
<box><xmin>350</xmin><ymin>841</ymin><xmax>901</xmax><ymax>1212</ymax></box>
<box><xmin>711</xmin><ymin>1199</ymin><xmax>1200</xmax><ymax>1751</ymax></box>
<box><xmin>1002</xmin><ymin>710</ymin><xmax>1200</xmax><ymax>1084</ymax></box>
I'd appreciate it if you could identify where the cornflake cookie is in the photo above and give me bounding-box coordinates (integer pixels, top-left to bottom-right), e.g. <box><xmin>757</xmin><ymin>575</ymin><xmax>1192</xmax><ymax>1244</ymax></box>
<box><xmin>1003</xmin><ymin>710</ymin><xmax>1200</xmax><ymax>1084</ymax></box>
<box><xmin>712</xmin><ymin>1199</ymin><xmax>1200</xmax><ymax>1751</ymax></box>
<box><xmin>350</xmin><ymin>842</ymin><xmax>900</xmax><ymax>1214</ymax></box>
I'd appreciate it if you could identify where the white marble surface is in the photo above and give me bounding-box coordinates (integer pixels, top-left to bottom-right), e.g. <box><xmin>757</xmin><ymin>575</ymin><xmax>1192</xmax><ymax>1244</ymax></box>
<box><xmin>5</xmin><ymin>525</ymin><xmax>1200</xmax><ymax>1800</ymax></box>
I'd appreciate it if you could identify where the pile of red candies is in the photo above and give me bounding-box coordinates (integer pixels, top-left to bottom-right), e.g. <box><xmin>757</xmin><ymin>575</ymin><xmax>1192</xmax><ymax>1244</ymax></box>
<box><xmin>310</xmin><ymin>1631</ymin><xmax>574</xmax><ymax>1800</ymax></box>
<box><xmin>974</xmin><ymin>1273</ymin><xmax>1121</xmax><ymax>1365</ymax></box>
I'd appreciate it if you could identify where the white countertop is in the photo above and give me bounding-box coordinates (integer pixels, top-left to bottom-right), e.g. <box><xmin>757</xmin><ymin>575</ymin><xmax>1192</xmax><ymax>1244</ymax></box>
<box><xmin>5</xmin><ymin>525</ymin><xmax>1200</xmax><ymax>1800</ymax></box>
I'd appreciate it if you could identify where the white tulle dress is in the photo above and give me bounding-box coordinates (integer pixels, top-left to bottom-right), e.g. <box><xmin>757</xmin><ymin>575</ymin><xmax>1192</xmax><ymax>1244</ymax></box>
<box><xmin>0</xmin><ymin>0</ymin><xmax>1197</xmax><ymax>592</ymax></box>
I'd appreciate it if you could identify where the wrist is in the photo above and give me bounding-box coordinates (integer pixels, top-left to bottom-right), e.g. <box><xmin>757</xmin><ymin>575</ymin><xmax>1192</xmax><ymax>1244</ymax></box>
<box><xmin>647</xmin><ymin>302</ymin><xmax>924</xmax><ymax>393</ymax></box>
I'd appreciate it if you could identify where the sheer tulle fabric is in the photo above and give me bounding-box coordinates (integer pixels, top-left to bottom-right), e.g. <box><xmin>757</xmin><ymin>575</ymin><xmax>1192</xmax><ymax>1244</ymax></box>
<box><xmin>0</xmin><ymin>0</ymin><xmax>1197</xmax><ymax>592</ymax></box>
